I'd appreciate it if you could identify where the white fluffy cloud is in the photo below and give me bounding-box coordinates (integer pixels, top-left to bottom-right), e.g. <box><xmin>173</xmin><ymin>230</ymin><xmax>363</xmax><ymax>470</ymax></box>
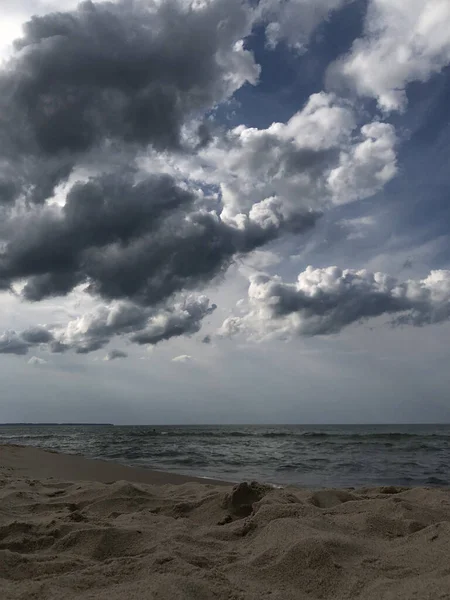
<box><xmin>219</xmin><ymin>266</ymin><xmax>450</xmax><ymax>339</ymax></box>
<box><xmin>330</xmin><ymin>0</ymin><xmax>450</xmax><ymax>111</ymax></box>
<box><xmin>145</xmin><ymin>92</ymin><xmax>397</xmax><ymax>220</ymax></box>
<box><xmin>214</xmin><ymin>95</ymin><xmax>396</xmax><ymax>212</ymax></box>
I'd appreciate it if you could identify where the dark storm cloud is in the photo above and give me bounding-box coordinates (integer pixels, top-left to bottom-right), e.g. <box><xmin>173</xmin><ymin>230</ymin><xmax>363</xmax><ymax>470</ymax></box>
<box><xmin>0</xmin><ymin>153</ymin><xmax>73</xmax><ymax>207</ymax></box>
<box><xmin>82</xmin><ymin>202</ymin><xmax>321</xmax><ymax>306</ymax></box>
<box><xmin>10</xmin><ymin>0</ymin><xmax>245</xmax><ymax>153</ymax></box>
<box><xmin>0</xmin><ymin>171</ymin><xmax>193</xmax><ymax>299</ymax></box>
<box><xmin>0</xmin><ymin>0</ymin><xmax>258</xmax><ymax>205</ymax></box>
<box><xmin>0</xmin><ymin>170</ymin><xmax>321</xmax><ymax>304</ymax></box>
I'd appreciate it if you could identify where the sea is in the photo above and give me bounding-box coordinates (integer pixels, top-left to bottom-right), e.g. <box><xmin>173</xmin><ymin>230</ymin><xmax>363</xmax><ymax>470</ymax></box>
<box><xmin>1</xmin><ymin>423</ymin><xmax>450</xmax><ymax>488</ymax></box>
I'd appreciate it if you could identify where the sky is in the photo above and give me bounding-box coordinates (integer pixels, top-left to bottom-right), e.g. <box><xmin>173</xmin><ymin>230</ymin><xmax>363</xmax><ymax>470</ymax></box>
<box><xmin>0</xmin><ymin>0</ymin><xmax>450</xmax><ymax>425</ymax></box>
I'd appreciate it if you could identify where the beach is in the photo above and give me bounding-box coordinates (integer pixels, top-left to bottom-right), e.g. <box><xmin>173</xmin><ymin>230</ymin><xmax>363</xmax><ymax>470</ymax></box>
<box><xmin>2</xmin><ymin>445</ymin><xmax>450</xmax><ymax>599</ymax></box>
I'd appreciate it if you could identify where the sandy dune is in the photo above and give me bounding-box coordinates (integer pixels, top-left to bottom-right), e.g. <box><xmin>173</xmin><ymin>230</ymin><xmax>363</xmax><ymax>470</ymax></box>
<box><xmin>2</xmin><ymin>445</ymin><xmax>450</xmax><ymax>599</ymax></box>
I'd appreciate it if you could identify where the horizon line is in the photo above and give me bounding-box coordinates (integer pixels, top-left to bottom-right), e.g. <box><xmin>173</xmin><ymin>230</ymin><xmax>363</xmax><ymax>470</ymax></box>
<box><xmin>1</xmin><ymin>422</ymin><xmax>449</xmax><ymax>427</ymax></box>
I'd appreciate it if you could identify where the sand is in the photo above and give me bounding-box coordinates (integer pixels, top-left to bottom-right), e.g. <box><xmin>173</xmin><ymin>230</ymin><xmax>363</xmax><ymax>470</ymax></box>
<box><xmin>2</xmin><ymin>445</ymin><xmax>450</xmax><ymax>599</ymax></box>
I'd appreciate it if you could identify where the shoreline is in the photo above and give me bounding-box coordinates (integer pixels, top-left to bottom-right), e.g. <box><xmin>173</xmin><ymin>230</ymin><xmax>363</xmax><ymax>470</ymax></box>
<box><xmin>2</xmin><ymin>442</ymin><xmax>449</xmax><ymax>491</ymax></box>
<box><xmin>2</xmin><ymin>424</ymin><xmax>449</xmax><ymax>490</ymax></box>
<box><xmin>0</xmin><ymin>443</ymin><xmax>231</xmax><ymax>487</ymax></box>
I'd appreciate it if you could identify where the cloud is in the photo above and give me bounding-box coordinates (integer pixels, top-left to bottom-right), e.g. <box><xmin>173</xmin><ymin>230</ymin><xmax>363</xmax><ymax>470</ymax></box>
<box><xmin>327</xmin><ymin>122</ymin><xmax>397</xmax><ymax>204</ymax></box>
<box><xmin>21</xmin><ymin>326</ymin><xmax>54</xmax><ymax>344</ymax></box>
<box><xmin>0</xmin><ymin>326</ymin><xmax>55</xmax><ymax>356</ymax></box>
<box><xmin>149</xmin><ymin>92</ymin><xmax>397</xmax><ymax>221</ymax></box>
<box><xmin>53</xmin><ymin>297</ymin><xmax>178</xmax><ymax>352</ymax></box>
<box><xmin>328</xmin><ymin>0</ymin><xmax>450</xmax><ymax>111</ymax></box>
<box><xmin>27</xmin><ymin>355</ymin><xmax>47</xmax><ymax>366</ymax></box>
<box><xmin>219</xmin><ymin>266</ymin><xmax>450</xmax><ymax>338</ymax></box>
<box><xmin>0</xmin><ymin>3</ymin><xmax>408</xmax><ymax>358</ymax></box>
<box><xmin>104</xmin><ymin>349</ymin><xmax>128</xmax><ymax>361</ymax></box>
<box><xmin>1</xmin><ymin>172</ymin><xmax>193</xmax><ymax>300</ymax></box>
<box><xmin>0</xmin><ymin>1</ymin><xmax>81</xmax><ymax>60</ymax></box>
<box><xmin>0</xmin><ymin>170</ymin><xmax>320</xmax><ymax>305</ymax></box>
<box><xmin>212</xmin><ymin>92</ymin><xmax>357</xmax><ymax>219</ymax></box>
<box><xmin>0</xmin><ymin>0</ymin><xmax>259</xmax><ymax>206</ymax></box>
<box><xmin>260</xmin><ymin>0</ymin><xmax>352</xmax><ymax>51</ymax></box>
<box><xmin>0</xmin><ymin>294</ymin><xmax>217</xmax><ymax>356</ymax></box>
<box><xmin>0</xmin><ymin>331</ymin><xmax>30</xmax><ymax>355</ymax></box>
<box><xmin>131</xmin><ymin>296</ymin><xmax>216</xmax><ymax>345</ymax></box>
<box><xmin>171</xmin><ymin>354</ymin><xmax>193</xmax><ymax>363</ymax></box>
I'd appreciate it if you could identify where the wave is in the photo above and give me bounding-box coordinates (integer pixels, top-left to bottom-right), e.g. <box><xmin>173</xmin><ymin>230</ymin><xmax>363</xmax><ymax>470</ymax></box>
<box><xmin>124</xmin><ymin>429</ymin><xmax>412</xmax><ymax>440</ymax></box>
<box><xmin>276</xmin><ymin>462</ymin><xmax>317</xmax><ymax>472</ymax></box>
<box><xmin>0</xmin><ymin>433</ymin><xmax>58</xmax><ymax>441</ymax></box>
<box><xmin>300</xmin><ymin>432</ymin><xmax>450</xmax><ymax>442</ymax></box>
<box><xmin>31</xmin><ymin>428</ymin><xmax>450</xmax><ymax>443</ymax></box>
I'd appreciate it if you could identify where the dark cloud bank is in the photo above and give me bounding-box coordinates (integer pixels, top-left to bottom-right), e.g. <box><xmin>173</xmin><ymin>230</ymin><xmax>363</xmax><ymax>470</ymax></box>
<box><xmin>1</xmin><ymin>0</ymin><xmax>449</xmax><ymax>359</ymax></box>
<box><xmin>0</xmin><ymin>0</ymin><xmax>256</xmax><ymax>204</ymax></box>
<box><xmin>1</xmin><ymin>172</ymin><xmax>319</xmax><ymax>304</ymax></box>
